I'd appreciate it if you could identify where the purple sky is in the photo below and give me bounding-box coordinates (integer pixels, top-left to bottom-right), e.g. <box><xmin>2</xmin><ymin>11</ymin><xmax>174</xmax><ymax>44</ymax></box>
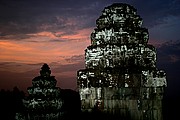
<box><xmin>0</xmin><ymin>0</ymin><xmax>179</xmax><ymax>98</ymax></box>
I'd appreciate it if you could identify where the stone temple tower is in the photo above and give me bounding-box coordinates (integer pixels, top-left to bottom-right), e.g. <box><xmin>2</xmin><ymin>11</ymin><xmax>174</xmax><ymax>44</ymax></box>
<box><xmin>77</xmin><ymin>3</ymin><xmax>167</xmax><ymax>120</ymax></box>
<box><xmin>20</xmin><ymin>64</ymin><xmax>63</xmax><ymax>120</ymax></box>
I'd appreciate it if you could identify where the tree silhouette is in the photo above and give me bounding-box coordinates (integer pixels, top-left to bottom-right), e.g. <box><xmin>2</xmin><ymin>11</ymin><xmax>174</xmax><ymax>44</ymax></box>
<box><xmin>0</xmin><ymin>87</ymin><xmax>25</xmax><ymax>120</ymax></box>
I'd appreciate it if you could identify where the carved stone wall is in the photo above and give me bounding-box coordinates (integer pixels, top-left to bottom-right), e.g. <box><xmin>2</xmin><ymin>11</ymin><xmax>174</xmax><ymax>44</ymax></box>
<box><xmin>77</xmin><ymin>3</ymin><xmax>167</xmax><ymax>120</ymax></box>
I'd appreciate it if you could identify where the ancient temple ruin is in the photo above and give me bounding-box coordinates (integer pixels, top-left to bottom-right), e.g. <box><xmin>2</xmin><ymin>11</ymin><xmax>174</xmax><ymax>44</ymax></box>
<box><xmin>77</xmin><ymin>3</ymin><xmax>167</xmax><ymax>120</ymax></box>
<box><xmin>16</xmin><ymin>64</ymin><xmax>63</xmax><ymax>120</ymax></box>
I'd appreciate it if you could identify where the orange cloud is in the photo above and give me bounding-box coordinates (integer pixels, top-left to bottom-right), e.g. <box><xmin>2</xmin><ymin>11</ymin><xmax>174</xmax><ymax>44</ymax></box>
<box><xmin>0</xmin><ymin>27</ymin><xmax>91</xmax><ymax>65</ymax></box>
<box><xmin>59</xmin><ymin>28</ymin><xmax>92</xmax><ymax>41</ymax></box>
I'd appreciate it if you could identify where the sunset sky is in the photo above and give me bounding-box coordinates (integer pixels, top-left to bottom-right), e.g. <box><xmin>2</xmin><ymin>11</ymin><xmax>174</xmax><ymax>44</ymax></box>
<box><xmin>0</xmin><ymin>0</ymin><xmax>180</xmax><ymax>98</ymax></box>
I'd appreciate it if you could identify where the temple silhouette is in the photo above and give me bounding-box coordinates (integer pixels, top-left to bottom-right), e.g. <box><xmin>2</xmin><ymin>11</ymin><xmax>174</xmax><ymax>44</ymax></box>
<box><xmin>16</xmin><ymin>64</ymin><xmax>64</xmax><ymax>120</ymax></box>
<box><xmin>15</xmin><ymin>3</ymin><xmax>167</xmax><ymax>120</ymax></box>
<box><xmin>15</xmin><ymin>64</ymin><xmax>81</xmax><ymax>120</ymax></box>
<box><xmin>77</xmin><ymin>3</ymin><xmax>167</xmax><ymax>120</ymax></box>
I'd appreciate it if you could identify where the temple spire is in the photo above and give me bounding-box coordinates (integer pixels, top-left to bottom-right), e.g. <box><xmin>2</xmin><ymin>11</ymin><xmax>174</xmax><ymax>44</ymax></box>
<box><xmin>40</xmin><ymin>63</ymin><xmax>51</xmax><ymax>77</ymax></box>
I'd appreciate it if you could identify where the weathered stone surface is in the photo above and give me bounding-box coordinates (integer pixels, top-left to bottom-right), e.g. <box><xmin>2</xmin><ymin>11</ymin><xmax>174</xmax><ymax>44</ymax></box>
<box><xmin>77</xmin><ymin>3</ymin><xmax>167</xmax><ymax>120</ymax></box>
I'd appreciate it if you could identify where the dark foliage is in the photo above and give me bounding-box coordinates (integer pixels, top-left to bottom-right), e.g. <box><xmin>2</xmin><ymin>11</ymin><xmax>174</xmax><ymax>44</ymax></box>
<box><xmin>0</xmin><ymin>87</ymin><xmax>25</xmax><ymax>120</ymax></box>
<box><xmin>60</xmin><ymin>89</ymin><xmax>81</xmax><ymax>120</ymax></box>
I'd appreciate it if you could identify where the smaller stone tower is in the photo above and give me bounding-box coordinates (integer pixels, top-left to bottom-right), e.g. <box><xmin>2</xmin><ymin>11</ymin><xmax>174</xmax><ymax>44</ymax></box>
<box><xmin>21</xmin><ymin>63</ymin><xmax>63</xmax><ymax>120</ymax></box>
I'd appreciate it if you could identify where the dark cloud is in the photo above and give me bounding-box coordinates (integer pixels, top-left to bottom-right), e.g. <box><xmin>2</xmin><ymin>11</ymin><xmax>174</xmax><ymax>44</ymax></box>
<box><xmin>0</xmin><ymin>33</ymin><xmax>32</xmax><ymax>41</ymax></box>
<box><xmin>59</xmin><ymin>63</ymin><xmax>84</xmax><ymax>74</ymax></box>
<box><xmin>156</xmin><ymin>40</ymin><xmax>180</xmax><ymax>98</ymax></box>
<box><xmin>49</xmin><ymin>39</ymin><xmax>68</xmax><ymax>43</ymax></box>
<box><xmin>65</xmin><ymin>55</ymin><xmax>84</xmax><ymax>63</ymax></box>
<box><xmin>0</xmin><ymin>0</ymin><xmax>100</xmax><ymax>35</ymax></box>
<box><xmin>130</xmin><ymin>0</ymin><xmax>180</xmax><ymax>28</ymax></box>
<box><xmin>148</xmin><ymin>15</ymin><xmax>180</xmax><ymax>42</ymax></box>
<box><xmin>52</xmin><ymin>61</ymin><xmax>85</xmax><ymax>73</ymax></box>
<box><xmin>0</xmin><ymin>0</ymin><xmax>179</xmax><ymax>41</ymax></box>
<box><xmin>156</xmin><ymin>40</ymin><xmax>180</xmax><ymax>64</ymax></box>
